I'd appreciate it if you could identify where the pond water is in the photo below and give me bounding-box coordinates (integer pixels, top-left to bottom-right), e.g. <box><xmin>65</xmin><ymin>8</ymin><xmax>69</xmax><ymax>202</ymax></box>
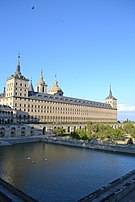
<box><xmin>0</xmin><ymin>142</ymin><xmax>135</xmax><ymax>202</ymax></box>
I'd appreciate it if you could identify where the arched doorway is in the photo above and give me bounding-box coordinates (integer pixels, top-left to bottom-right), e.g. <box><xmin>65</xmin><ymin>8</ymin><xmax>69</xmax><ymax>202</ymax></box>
<box><xmin>11</xmin><ymin>127</ymin><xmax>16</xmax><ymax>137</ymax></box>
<box><xmin>30</xmin><ymin>127</ymin><xmax>34</xmax><ymax>136</ymax></box>
<box><xmin>68</xmin><ymin>126</ymin><xmax>70</xmax><ymax>133</ymax></box>
<box><xmin>43</xmin><ymin>127</ymin><xmax>46</xmax><ymax>135</ymax></box>
<box><xmin>21</xmin><ymin>127</ymin><xmax>26</xmax><ymax>136</ymax></box>
<box><xmin>0</xmin><ymin>128</ymin><xmax>5</xmax><ymax>137</ymax></box>
<box><xmin>7</xmin><ymin>119</ymin><xmax>10</xmax><ymax>124</ymax></box>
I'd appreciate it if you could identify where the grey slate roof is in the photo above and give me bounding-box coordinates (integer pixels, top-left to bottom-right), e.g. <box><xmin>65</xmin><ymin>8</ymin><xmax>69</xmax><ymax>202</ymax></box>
<box><xmin>0</xmin><ymin>93</ymin><xmax>5</xmax><ymax>98</ymax></box>
<box><xmin>29</xmin><ymin>80</ymin><xmax>34</xmax><ymax>92</ymax></box>
<box><xmin>105</xmin><ymin>88</ymin><xmax>117</xmax><ymax>100</ymax></box>
<box><xmin>28</xmin><ymin>92</ymin><xmax>112</xmax><ymax>109</ymax></box>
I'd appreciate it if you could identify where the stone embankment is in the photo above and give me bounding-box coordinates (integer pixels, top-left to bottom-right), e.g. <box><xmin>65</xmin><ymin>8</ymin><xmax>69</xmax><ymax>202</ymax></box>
<box><xmin>78</xmin><ymin>169</ymin><xmax>135</xmax><ymax>202</ymax></box>
<box><xmin>1</xmin><ymin>135</ymin><xmax>135</xmax><ymax>155</ymax></box>
<box><xmin>0</xmin><ymin>178</ymin><xmax>38</xmax><ymax>202</ymax></box>
<box><xmin>43</xmin><ymin>136</ymin><xmax>135</xmax><ymax>155</ymax></box>
<box><xmin>0</xmin><ymin>136</ymin><xmax>43</xmax><ymax>146</ymax></box>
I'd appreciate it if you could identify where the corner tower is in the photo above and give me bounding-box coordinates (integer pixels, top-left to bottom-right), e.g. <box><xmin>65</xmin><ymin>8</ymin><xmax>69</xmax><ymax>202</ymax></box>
<box><xmin>105</xmin><ymin>85</ymin><xmax>117</xmax><ymax>109</ymax></box>
<box><xmin>5</xmin><ymin>53</ymin><xmax>29</xmax><ymax>99</ymax></box>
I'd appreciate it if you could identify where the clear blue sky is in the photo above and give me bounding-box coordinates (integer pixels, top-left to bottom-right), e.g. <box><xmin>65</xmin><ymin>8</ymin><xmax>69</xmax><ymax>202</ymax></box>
<box><xmin>0</xmin><ymin>0</ymin><xmax>135</xmax><ymax>121</ymax></box>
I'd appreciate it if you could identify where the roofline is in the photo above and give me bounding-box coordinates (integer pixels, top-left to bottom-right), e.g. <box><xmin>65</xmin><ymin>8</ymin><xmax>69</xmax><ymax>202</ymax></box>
<box><xmin>27</xmin><ymin>92</ymin><xmax>113</xmax><ymax>109</ymax></box>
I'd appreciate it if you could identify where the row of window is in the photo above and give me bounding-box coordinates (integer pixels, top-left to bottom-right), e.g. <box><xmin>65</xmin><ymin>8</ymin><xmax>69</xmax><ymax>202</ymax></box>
<box><xmin>6</xmin><ymin>93</ymin><xmax>13</xmax><ymax>96</ymax></box>
<box><xmin>0</xmin><ymin>119</ymin><xmax>13</xmax><ymax>124</ymax></box>
<box><xmin>15</xmin><ymin>108</ymin><xmax>112</xmax><ymax>117</ymax></box>
<box><xmin>7</xmin><ymin>82</ymin><xmax>27</xmax><ymax>87</ymax></box>
<box><xmin>15</xmin><ymin>83</ymin><xmax>27</xmax><ymax>87</ymax></box>
<box><xmin>15</xmin><ymin>93</ymin><xmax>27</xmax><ymax>96</ymax></box>
<box><xmin>6</xmin><ymin>93</ymin><xmax>27</xmax><ymax>97</ymax></box>
<box><xmin>14</xmin><ymin>104</ymin><xmax>113</xmax><ymax>115</ymax></box>
<box><xmin>18</xmin><ymin>115</ymin><xmax>115</xmax><ymax>122</ymax></box>
<box><xmin>7</xmin><ymin>83</ymin><xmax>13</xmax><ymax>87</ymax></box>
<box><xmin>7</xmin><ymin>88</ymin><xmax>27</xmax><ymax>92</ymax></box>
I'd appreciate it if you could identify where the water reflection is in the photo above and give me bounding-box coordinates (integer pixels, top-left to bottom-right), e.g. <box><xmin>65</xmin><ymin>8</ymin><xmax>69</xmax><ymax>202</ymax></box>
<box><xmin>0</xmin><ymin>142</ymin><xmax>135</xmax><ymax>202</ymax></box>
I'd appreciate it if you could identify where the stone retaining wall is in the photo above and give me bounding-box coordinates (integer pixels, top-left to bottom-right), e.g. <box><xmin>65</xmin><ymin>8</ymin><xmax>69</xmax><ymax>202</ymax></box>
<box><xmin>0</xmin><ymin>178</ymin><xmax>38</xmax><ymax>202</ymax></box>
<box><xmin>1</xmin><ymin>135</ymin><xmax>135</xmax><ymax>155</ymax></box>
<box><xmin>0</xmin><ymin>136</ymin><xmax>43</xmax><ymax>146</ymax></box>
<box><xmin>43</xmin><ymin>137</ymin><xmax>135</xmax><ymax>155</ymax></box>
<box><xmin>78</xmin><ymin>169</ymin><xmax>135</xmax><ymax>202</ymax></box>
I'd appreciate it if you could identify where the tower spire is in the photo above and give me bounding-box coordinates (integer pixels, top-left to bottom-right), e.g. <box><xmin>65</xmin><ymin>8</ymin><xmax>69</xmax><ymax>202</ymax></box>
<box><xmin>54</xmin><ymin>74</ymin><xmax>58</xmax><ymax>85</ymax></box>
<box><xmin>18</xmin><ymin>51</ymin><xmax>20</xmax><ymax>66</ymax></box>
<box><xmin>40</xmin><ymin>70</ymin><xmax>43</xmax><ymax>80</ymax></box>
<box><xmin>55</xmin><ymin>74</ymin><xmax>57</xmax><ymax>80</ymax></box>
<box><xmin>29</xmin><ymin>78</ymin><xmax>34</xmax><ymax>92</ymax></box>
<box><xmin>38</xmin><ymin>70</ymin><xmax>45</xmax><ymax>84</ymax></box>
<box><xmin>109</xmin><ymin>84</ymin><xmax>112</xmax><ymax>97</ymax></box>
<box><xmin>105</xmin><ymin>84</ymin><xmax>117</xmax><ymax>109</ymax></box>
<box><xmin>36</xmin><ymin>70</ymin><xmax>47</xmax><ymax>93</ymax></box>
<box><xmin>16</xmin><ymin>51</ymin><xmax>21</xmax><ymax>76</ymax></box>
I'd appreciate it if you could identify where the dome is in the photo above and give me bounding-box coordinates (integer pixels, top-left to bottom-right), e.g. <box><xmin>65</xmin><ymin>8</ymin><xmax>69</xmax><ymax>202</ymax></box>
<box><xmin>48</xmin><ymin>79</ymin><xmax>63</xmax><ymax>96</ymax></box>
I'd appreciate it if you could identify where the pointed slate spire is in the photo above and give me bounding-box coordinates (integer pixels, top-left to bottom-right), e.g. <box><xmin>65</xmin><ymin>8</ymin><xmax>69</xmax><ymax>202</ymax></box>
<box><xmin>105</xmin><ymin>84</ymin><xmax>116</xmax><ymax>100</ymax></box>
<box><xmin>54</xmin><ymin>74</ymin><xmax>58</xmax><ymax>86</ymax></box>
<box><xmin>38</xmin><ymin>70</ymin><xmax>45</xmax><ymax>85</ymax></box>
<box><xmin>36</xmin><ymin>70</ymin><xmax>47</xmax><ymax>93</ymax></box>
<box><xmin>16</xmin><ymin>51</ymin><xmax>21</xmax><ymax>76</ymax></box>
<box><xmin>109</xmin><ymin>84</ymin><xmax>113</xmax><ymax>98</ymax></box>
<box><xmin>3</xmin><ymin>87</ymin><xmax>5</xmax><ymax>94</ymax></box>
<box><xmin>40</xmin><ymin>70</ymin><xmax>43</xmax><ymax>79</ymax></box>
<box><xmin>29</xmin><ymin>79</ymin><xmax>34</xmax><ymax>92</ymax></box>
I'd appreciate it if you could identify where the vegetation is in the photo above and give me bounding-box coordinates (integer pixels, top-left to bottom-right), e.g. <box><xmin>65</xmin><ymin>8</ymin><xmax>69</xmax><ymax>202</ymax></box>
<box><xmin>127</xmin><ymin>138</ymin><xmax>133</xmax><ymax>145</ymax></box>
<box><xmin>123</xmin><ymin>122</ymin><xmax>135</xmax><ymax>138</ymax></box>
<box><xmin>70</xmin><ymin>121</ymin><xmax>135</xmax><ymax>144</ymax></box>
<box><xmin>71</xmin><ymin>129</ymin><xmax>93</xmax><ymax>141</ymax></box>
<box><xmin>54</xmin><ymin>126</ymin><xmax>65</xmax><ymax>135</ymax></box>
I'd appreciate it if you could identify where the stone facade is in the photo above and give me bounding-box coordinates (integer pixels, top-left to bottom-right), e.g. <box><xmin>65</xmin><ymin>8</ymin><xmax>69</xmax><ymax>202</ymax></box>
<box><xmin>0</xmin><ymin>123</ymin><xmax>86</xmax><ymax>138</ymax></box>
<box><xmin>0</xmin><ymin>54</ymin><xmax>117</xmax><ymax>124</ymax></box>
<box><xmin>0</xmin><ymin>105</ymin><xmax>16</xmax><ymax>124</ymax></box>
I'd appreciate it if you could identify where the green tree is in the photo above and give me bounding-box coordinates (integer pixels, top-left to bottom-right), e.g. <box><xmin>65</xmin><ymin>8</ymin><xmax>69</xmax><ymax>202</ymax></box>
<box><xmin>123</xmin><ymin>122</ymin><xmax>134</xmax><ymax>134</ymax></box>
<box><xmin>54</xmin><ymin>127</ymin><xmax>65</xmax><ymax>135</ymax></box>
<box><xmin>127</xmin><ymin>138</ymin><xmax>134</xmax><ymax>145</ymax></box>
<box><xmin>130</xmin><ymin>127</ymin><xmax>135</xmax><ymax>138</ymax></box>
<box><xmin>87</xmin><ymin>122</ymin><xmax>93</xmax><ymax>133</ymax></box>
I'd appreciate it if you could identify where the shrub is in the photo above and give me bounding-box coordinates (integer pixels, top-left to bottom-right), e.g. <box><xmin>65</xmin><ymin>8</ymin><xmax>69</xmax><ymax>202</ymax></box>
<box><xmin>127</xmin><ymin>138</ymin><xmax>134</xmax><ymax>145</ymax></box>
